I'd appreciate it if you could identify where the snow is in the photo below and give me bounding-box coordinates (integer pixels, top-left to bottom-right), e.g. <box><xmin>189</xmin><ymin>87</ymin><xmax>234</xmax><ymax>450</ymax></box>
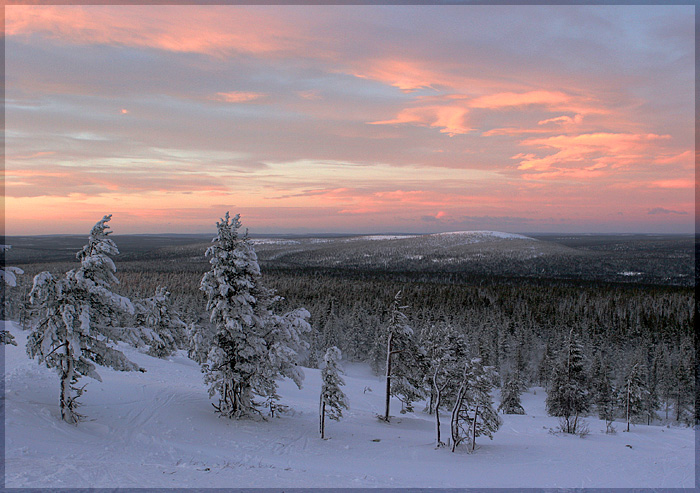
<box><xmin>432</xmin><ymin>231</ymin><xmax>533</xmax><ymax>241</ymax></box>
<box><xmin>346</xmin><ymin>235</ymin><xmax>419</xmax><ymax>241</ymax></box>
<box><xmin>3</xmin><ymin>320</ymin><xmax>695</xmax><ymax>488</ymax></box>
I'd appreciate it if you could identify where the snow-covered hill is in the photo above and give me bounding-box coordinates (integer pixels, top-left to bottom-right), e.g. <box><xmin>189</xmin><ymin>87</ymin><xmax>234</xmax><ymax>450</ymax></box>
<box><xmin>3</xmin><ymin>321</ymin><xmax>695</xmax><ymax>488</ymax></box>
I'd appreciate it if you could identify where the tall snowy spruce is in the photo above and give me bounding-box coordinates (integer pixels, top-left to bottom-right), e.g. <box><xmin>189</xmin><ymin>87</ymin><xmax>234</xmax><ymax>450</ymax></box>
<box><xmin>450</xmin><ymin>358</ymin><xmax>501</xmax><ymax>453</ymax></box>
<box><xmin>381</xmin><ymin>291</ymin><xmax>424</xmax><ymax>422</ymax></box>
<box><xmin>26</xmin><ymin>215</ymin><xmax>142</xmax><ymax>424</ymax></box>
<box><xmin>200</xmin><ymin>212</ymin><xmax>311</xmax><ymax>419</ymax></box>
<box><xmin>319</xmin><ymin>346</ymin><xmax>349</xmax><ymax>439</ymax></box>
<box><xmin>545</xmin><ymin>330</ymin><xmax>589</xmax><ymax>434</ymax></box>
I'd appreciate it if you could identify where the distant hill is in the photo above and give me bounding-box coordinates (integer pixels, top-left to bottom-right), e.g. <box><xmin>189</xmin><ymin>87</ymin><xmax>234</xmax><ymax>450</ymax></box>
<box><xmin>4</xmin><ymin>232</ymin><xmax>693</xmax><ymax>286</ymax></box>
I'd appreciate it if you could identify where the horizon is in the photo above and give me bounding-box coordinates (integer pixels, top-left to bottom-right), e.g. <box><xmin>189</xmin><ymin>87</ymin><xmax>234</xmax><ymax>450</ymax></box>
<box><xmin>5</xmin><ymin>5</ymin><xmax>695</xmax><ymax>235</ymax></box>
<box><xmin>2</xmin><ymin>228</ymin><xmax>695</xmax><ymax>239</ymax></box>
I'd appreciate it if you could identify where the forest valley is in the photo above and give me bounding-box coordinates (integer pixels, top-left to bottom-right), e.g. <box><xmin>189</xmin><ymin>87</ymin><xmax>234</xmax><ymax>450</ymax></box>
<box><xmin>2</xmin><ymin>214</ymin><xmax>696</xmax><ymax>455</ymax></box>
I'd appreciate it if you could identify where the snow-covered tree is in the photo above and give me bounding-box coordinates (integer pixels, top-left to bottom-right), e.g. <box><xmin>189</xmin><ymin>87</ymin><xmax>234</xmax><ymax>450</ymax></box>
<box><xmin>199</xmin><ymin>212</ymin><xmax>311</xmax><ymax>419</ymax></box>
<box><xmin>498</xmin><ymin>372</ymin><xmax>525</xmax><ymax>415</ymax></box>
<box><xmin>1</xmin><ymin>245</ymin><xmax>23</xmax><ymax>345</ymax></box>
<box><xmin>591</xmin><ymin>351</ymin><xmax>615</xmax><ymax>427</ymax></box>
<box><xmin>134</xmin><ymin>286</ymin><xmax>187</xmax><ymax>358</ymax></box>
<box><xmin>618</xmin><ymin>361</ymin><xmax>648</xmax><ymax>432</ymax></box>
<box><xmin>26</xmin><ymin>215</ymin><xmax>142</xmax><ymax>424</ymax></box>
<box><xmin>381</xmin><ymin>291</ymin><xmax>424</xmax><ymax>421</ymax></box>
<box><xmin>319</xmin><ymin>346</ymin><xmax>349</xmax><ymax>439</ymax></box>
<box><xmin>545</xmin><ymin>330</ymin><xmax>589</xmax><ymax>434</ymax></box>
<box><xmin>186</xmin><ymin>322</ymin><xmax>212</xmax><ymax>365</ymax></box>
<box><xmin>450</xmin><ymin>358</ymin><xmax>501</xmax><ymax>452</ymax></box>
<box><xmin>536</xmin><ymin>339</ymin><xmax>555</xmax><ymax>388</ymax></box>
<box><xmin>419</xmin><ymin>324</ymin><xmax>469</xmax><ymax>446</ymax></box>
<box><xmin>1</xmin><ymin>245</ymin><xmax>24</xmax><ymax>288</ymax></box>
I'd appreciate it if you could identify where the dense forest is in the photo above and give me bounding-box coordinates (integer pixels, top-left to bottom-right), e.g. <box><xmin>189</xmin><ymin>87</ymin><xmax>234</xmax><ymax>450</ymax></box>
<box><xmin>6</xmin><ymin>239</ymin><xmax>695</xmax><ymax>426</ymax></box>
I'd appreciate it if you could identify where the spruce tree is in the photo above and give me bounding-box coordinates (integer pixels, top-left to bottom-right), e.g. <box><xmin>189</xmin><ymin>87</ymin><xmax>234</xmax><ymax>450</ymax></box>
<box><xmin>545</xmin><ymin>330</ymin><xmax>589</xmax><ymax>434</ymax></box>
<box><xmin>618</xmin><ymin>361</ymin><xmax>648</xmax><ymax>432</ymax></box>
<box><xmin>381</xmin><ymin>291</ymin><xmax>424</xmax><ymax>421</ymax></box>
<box><xmin>319</xmin><ymin>346</ymin><xmax>349</xmax><ymax>439</ymax></box>
<box><xmin>135</xmin><ymin>286</ymin><xmax>187</xmax><ymax>358</ymax></box>
<box><xmin>591</xmin><ymin>350</ymin><xmax>615</xmax><ymax>425</ymax></box>
<box><xmin>26</xmin><ymin>215</ymin><xmax>142</xmax><ymax>424</ymax></box>
<box><xmin>498</xmin><ymin>372</ymin><xmax>525</xmax><ymax>415</ymax></box>
<box><xmin>199</xmin><ymin>212</ymin><xmax>311</xmax><ymax>418</ymax></box>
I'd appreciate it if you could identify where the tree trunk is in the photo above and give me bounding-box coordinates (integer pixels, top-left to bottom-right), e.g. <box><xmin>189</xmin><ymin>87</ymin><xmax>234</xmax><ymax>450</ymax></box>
<box><xmin>471</xmin><ymin>406</ymin><xmax>479</xmax><ymax>452</ymax></box>
<box><xmin>320</xmin><ymin>397</ymin><xmax>326</xmax><ymax>439</ymax></box>
<box><xmin>434</xmin><ymin>374</ymin><xmax>441</xmax><ymax>446</ymax></box>
<box><xmin>384</xmin><ymin>331</ymin><xmax>393</xmax><ymax>422</ymax></box>
<box><xmin>626</xmin><ymin>379</ymin><xmax>631</xmax><ymax>432</ymax></box>
<box><xmin>450</xmin><ymin>382</ymin><xmax>467</xmax><ymax>453</ymax></box>
<box><xmin>60</xmin><ymin>346</ymin><xmax>77</xmax><ymax>424</ymax></box>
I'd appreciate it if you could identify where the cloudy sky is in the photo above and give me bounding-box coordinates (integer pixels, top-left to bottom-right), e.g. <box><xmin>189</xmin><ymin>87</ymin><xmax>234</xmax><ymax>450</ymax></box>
<box><xmin>5</xmin><ymin>5</ymin><xmax>695</xmax><ymax>235</ymax></box>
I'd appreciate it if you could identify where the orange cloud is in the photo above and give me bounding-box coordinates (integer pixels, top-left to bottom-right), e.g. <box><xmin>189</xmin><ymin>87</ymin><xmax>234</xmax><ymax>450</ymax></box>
<box><xmin>649</xmin><ymin>179</ymin><xmax>694</xmax><ymax>189</ymax></box>
<box><xmin>515</xmin><ymin>132</ymin><xmax>671</xmax><ymax>173</ymax></box>
<box><xmin>369</xmin><ymin>104</ymin><xmax>471</xmax><ymax>136</ymax></box>
<box><xmin>213</xmin><ymin>91</ymin><xmax>265</xmax><ymax>103</ymax></box>
<box><xmin>6</xmin><ymin>5</ymin><xmax>309</xmax><ymax>57</ymax></box>
<box><xmin>538</xmin><ymin>114</ymin><xmax>583</xmax><ymax>125</ymax></box>
<box><xmin>350</xmin><ymin>59</ymin><xmax>444</xmax><ymax>93</ymax></box>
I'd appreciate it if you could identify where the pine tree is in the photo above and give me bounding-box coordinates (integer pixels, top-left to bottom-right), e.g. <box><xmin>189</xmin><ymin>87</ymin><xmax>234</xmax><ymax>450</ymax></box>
<box><xmin>450</xmin><ymin>358</ymin><xmax>501</xmax><ymax>452</ymax></box>
<box><xmin>420</xmin><ymin>324</ymin><xmax>469</xmax><ymax>446</ymax></box>
<box><xmin>199</xmin><ymin>212</ymin><xmax>311</xmax><ymax>418</ymax></box>
<box><xmin>498</xmin><ymin>372</ymin><xmax>525</xmax><ymax>415</ymax></box>
<box><xmin>319</xmin><ymin>346</ymin><xmax>349</xmax><ymax>439</ymax></box>
<box><xmin>381</xmin><ymin>291</ymin><xmax>424</xmax><ymax>421</ymax></box>
<box><xmin>26</xmin><ymin>215</ymin><xmax>142</xmax><ymax>424</ymax></box>
<box><xmin>545</xmin><ymin>330</ymin><xmax>589</xmax><ymax>434</ymax></box>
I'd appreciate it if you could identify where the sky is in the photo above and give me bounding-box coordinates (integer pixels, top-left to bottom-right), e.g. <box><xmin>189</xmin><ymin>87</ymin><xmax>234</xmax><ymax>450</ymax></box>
<box><xmin>4</xmin><ymin>4</ymin><xmax>695</xmax><ymax>235</ymax></box>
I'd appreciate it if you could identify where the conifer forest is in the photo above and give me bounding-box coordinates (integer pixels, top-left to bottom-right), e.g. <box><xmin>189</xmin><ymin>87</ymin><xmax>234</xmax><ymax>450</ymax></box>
<box><xmin>2</xmin><ymin>214</ymin><xmax>696</xmax><ymax>488</ymax></box>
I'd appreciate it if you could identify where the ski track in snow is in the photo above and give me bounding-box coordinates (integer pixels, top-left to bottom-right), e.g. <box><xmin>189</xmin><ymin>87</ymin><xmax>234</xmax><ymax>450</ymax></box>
<box><xmin>3</xmin><ymin>321</ymin><xmax>695</xmax><ymax>488</ymax></box>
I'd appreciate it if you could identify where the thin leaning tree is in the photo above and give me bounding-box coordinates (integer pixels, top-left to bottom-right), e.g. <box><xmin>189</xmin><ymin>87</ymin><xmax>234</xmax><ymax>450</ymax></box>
<box><xmin>27</xmin><ymin>215</ymin><xmax>143</xmax><ymax>424</ymax></box>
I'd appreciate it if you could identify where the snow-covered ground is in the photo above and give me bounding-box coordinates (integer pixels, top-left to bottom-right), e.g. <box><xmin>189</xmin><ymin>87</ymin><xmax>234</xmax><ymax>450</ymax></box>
<box><xmin>3</xmin><ymin>321</ymin><xmax>695</xmax><ymax>488</ymax></box>
<box><xmin>431</xmin><ymin>231</ymin><xmax>533</xmax><ymax>241</ymax></box>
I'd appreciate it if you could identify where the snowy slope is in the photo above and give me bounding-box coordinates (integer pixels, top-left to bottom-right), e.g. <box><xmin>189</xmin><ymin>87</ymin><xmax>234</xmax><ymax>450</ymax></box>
<box><xmin>3</xmin><ymin>321</ymin><xmax>695</xmax><ymax>488</ymax></box>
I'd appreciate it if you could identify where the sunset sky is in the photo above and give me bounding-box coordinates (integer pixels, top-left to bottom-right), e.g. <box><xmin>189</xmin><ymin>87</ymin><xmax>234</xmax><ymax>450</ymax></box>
<box><xmin>4</xmin><ymin>4</ymin><xmax>695</xmax><ymax>235</ymax></box>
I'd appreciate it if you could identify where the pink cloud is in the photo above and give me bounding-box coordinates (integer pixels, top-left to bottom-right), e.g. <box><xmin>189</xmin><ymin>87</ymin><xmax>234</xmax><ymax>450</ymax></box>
<box><xmin>369</xmin><ymin>104</ymin><xmax>471</xmax><ymax>136</ymax></box>
<box><xmin>538</xmin><ymin>114</ymin><xmax>583</xmax><ymax>126</ymax></box>
<box><xmin>6</xmin><ymin>5</ymin><xmax>312</xmax><ymax>58</ymax></box>
<box><xmin>213</xmin><ymin>91</ymin><xmax>265</xmax><ymax>103</ymax></box>
<box><xmin>649</xmin><ymin>179</ymin><xmax>695</xmax><ymax>189</ymax></box>
<box><xmin>515</xmin><ymin>132</ymin><xmax>671</xmax><ymax>173</ymax></box>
